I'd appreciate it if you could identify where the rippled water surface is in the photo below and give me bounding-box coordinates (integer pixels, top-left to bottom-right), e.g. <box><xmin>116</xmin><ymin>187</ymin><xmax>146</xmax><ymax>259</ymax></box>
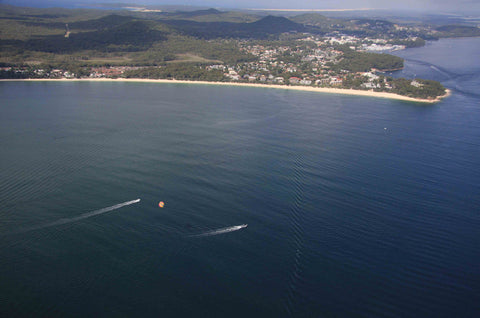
<box><xmin>1</xmin><ymin>38</ymin><xmax>479</xmax><ymax>317</ymax></box>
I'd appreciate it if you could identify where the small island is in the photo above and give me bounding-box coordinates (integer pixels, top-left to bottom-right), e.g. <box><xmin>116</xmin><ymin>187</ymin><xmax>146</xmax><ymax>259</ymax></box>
<box><xmin>0</xmin><ymin>4</ymin><xmax>468</xmax><ymax>102</ymax></box>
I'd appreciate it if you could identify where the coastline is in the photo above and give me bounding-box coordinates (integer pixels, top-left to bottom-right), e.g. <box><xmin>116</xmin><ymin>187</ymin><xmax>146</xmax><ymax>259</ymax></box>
<box><xmin>0</xmin><ymin>78</ymin><xmax>451</xmax><ymax>103</ymax></box>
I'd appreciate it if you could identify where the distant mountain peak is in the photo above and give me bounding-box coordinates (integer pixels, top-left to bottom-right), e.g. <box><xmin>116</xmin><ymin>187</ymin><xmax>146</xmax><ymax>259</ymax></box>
<box><xmin>176</xmin><ymin>8</ymin><xmax>223</xmax><ymax>17</ymax></box>
<box><xmin>252</xmin><ymin>15</ymin><xmax>305</xmax><ymax>32</ymax></box>
<box><xmin>256</xmin><ymin>15</ymin><xmax>292</xmax><ymax>22</ymax></box>
<box><xmin>203</xmin><ymin>8</ymin><xmax>221</xmax><ymax>14</ymax></box>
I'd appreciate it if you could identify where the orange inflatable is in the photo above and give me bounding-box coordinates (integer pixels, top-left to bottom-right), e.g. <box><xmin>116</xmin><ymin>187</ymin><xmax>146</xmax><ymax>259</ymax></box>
<box><xmin>158</xmin><ymin>201</ymin><xmax>165</xmax><ymax>208</ymax></box>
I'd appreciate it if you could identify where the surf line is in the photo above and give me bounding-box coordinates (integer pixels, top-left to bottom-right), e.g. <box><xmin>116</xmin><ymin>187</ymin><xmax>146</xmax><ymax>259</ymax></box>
<box><xmin>190</xmin><ymin>224</ymin><xmax>248</xmax><ymax>237</ymax></box>
<box><xmin>9</xmin><ymin>199</ymin><xmax>141</xmax><ymax>235</ymax></box>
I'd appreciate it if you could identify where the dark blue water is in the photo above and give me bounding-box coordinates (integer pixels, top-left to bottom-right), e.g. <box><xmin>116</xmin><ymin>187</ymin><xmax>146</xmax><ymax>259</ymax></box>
<box><xmin>1</xmin><ymin>38</ymin><xmax>479</xmax><ymax>317</ymax></box>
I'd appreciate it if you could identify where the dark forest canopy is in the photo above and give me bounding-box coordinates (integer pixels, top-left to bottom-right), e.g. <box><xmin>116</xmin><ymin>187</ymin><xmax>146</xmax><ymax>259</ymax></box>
<box><xmin>332</xmin><ymin>46</ymin><xmax>404</xmax><ymax>72</ymax></box>
<box><xmin>23</xmin><ymin>21</ymin><xmax>168</xmax><ymax>53</ymax></box>
<box><xmin>159</xmin><ymin>16</ymin><xmax>309</xmax><ymax>39</ymax></box>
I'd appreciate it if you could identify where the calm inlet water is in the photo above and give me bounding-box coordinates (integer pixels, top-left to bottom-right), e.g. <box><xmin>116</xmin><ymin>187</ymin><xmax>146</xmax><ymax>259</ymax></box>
<box><xmin>1</xmin><ymin>38</ymin><xmax>479</xmax><ymax>317</ymax></box>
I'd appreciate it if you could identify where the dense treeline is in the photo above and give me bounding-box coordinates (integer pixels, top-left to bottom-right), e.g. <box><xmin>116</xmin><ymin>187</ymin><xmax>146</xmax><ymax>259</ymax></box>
<box><xmin>390</xmin><ymin>78</ymin><xmax>446</xmax><ymax>99</ymax></box>
<box><xmin>124</xmin><ymin>63</ymin><xmax>225</xmax><ymax>81</ymax></box>
<box><xmin>332</xmin><ymin>47</ymin><xmax>404</xmax><ymax>72</ymax></box>
<box><xmin>330</xmin><ymin>73</ymin><xmax>446</xmax><ymax>99</ymax></box>
<box><xmin>137</xmin><ymin>37</ymin><xmax>256</xmax><ymax>64</ymax></box>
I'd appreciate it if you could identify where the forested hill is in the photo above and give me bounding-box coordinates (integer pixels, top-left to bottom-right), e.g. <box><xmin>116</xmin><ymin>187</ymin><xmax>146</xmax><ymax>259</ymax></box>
<box><xmin>0</xmin><ymin>12</ymin><xmax>311</xmax><ymax>55</ymax></box>
<box><xmin>24</xmin><ymin>21</ymin><xmax>168</xmax><ymax>53</ymax></box>
<box><xmin>162</xmin><ymin>16</ymin><xmax>308</xmax><ymax>39</ymax></box>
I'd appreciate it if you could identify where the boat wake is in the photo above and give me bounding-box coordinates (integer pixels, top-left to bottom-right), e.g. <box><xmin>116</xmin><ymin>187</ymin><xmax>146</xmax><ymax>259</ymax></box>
<box><xmin>8</xmin><ymin>199</ymin><xmax>141</xmax><ymax>235</ymax></box>
<box><xmin>190</xmin><ymin>224</ymin><xmax>248</xmax><ymax>237</ymax></box>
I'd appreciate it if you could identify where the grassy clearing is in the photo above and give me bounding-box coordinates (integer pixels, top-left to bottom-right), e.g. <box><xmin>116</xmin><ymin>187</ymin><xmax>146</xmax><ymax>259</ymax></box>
<box><xmin>168</xmin><ymin>53</ymin><xmax>223</xmax><ymax>64</ymax></box>
<box><xmin>81</xmin><ymin>56</ymin><xmax>133</xmax><ymax>64</ymax></box>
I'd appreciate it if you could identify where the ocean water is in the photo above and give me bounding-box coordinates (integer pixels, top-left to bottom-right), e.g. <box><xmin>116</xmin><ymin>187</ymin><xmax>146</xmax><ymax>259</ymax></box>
<box><xmin>1</xmin><ymin>38</ymin><xmax>479</xmax><ymax>317</ymax></box>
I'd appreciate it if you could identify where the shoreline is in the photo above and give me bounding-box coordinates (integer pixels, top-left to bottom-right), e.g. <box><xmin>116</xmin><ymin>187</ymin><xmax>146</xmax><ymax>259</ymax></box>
<box><xmin>0</xmin><ymin>78</ymin><xmax>451</xmax><ymax>103</ymax></box>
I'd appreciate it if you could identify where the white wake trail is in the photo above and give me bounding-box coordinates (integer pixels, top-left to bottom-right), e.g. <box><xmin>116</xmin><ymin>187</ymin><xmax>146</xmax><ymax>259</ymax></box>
<box><xmin>9</xmin><ymin>199</ymin><xmax>141</xmax><ymax>234</ymax></box>
<box><xmin>190</xmin><ymin>224</ymin><xmax>248</xmax><ymax>237</ymax></box>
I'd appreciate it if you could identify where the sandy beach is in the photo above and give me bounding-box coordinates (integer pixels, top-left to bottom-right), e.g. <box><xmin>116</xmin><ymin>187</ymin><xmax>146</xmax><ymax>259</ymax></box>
<box><xmin>1</xmin><ymin>78</ymin><xmax>451</xmax><ymax>103</ymax></box>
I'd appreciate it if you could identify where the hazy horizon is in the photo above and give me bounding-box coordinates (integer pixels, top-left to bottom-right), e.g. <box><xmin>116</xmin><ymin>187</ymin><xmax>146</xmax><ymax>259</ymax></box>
<box><xmin>1</xmin><ymin>0</ymin><xmax>479</xmax><ymax>14</ymax></box>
